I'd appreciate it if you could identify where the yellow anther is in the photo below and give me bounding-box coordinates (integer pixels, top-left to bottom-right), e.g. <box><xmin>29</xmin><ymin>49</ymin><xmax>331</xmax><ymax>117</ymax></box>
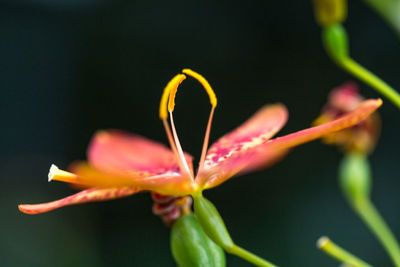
<box><xmin>182</xmin><ymin>69</ymin><xmax>217</xmax><ymax>107</ymax></box>
<box><xmin>168</xmin><ymin>80</ymin><xmax>179</xmax><ymax>112</ymax></box>
<box><xmin>159</xmin><ymin>74</ymin><xmax>186</xmax><ymax>119</ymax></box>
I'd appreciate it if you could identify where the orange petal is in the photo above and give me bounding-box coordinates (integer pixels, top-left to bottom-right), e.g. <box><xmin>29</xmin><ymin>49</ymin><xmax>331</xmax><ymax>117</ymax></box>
<box><xmin>18</xmin><ymin>187</ymin><xmax>139</xmax><ymax>215</ymax></box>
<box><xmin>71</xmin><ymin>163</ymin><xmax>193</xmax><ymax>196</ymax></box>
<box><xmin>88</xmin><ymin>130</ymin><xmax>193</xmax><ymax>176</ymax></box>
<box><xmin>200</xmin><ymin>99</ymin><xmax>382</xmax><ymax>189</ymax></box>
<box><xmin>262</xmin><ymin>99</ymin><xmax>382</xmax><ymax>151</ymax></box>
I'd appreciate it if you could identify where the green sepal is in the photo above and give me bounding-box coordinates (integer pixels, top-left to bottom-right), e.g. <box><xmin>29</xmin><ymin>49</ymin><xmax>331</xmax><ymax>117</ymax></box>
<box><xmin>312</xmin><ymin>0</ymin><xmax>347</xmax><ymax>27</ymax></box>
<box><xmin>193</xmin><ymin>194</ymin><xmax>234</xmax><ymax>251</ymax></box>
<box><xmin>339</xmin><ymin>152</ymin><xmax>371</xmax><ymax>204</ymax></box>
<box><xmin>171</xmin><ymin>214</ymin><xmax>226</xmax><ymax>267</ymax></box>
<box><xmin>322</xmin><ymin>24</ymin><xmax>349</xmax><ymax>63</ymax></box>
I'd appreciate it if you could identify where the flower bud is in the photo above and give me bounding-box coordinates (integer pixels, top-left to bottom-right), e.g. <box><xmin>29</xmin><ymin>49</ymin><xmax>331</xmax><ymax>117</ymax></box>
<box><xmin>322</xmin><ymin>24</ymin><xmax>349</xmax><ymax>62</ymax></box>
<box><xmin>193</xmin><ymin>195</ymin><xmax>234</xmax><ymax>251</ymax></box>
<box><xmin>339</xmin><ymin>153</ymin><xmax>371</xmax><ymax>203</ymax></box>
<box><xmin>171</xmin><ymin>214</ymin><xmax>226</xmax><ymax>267</ymax></box>
<box><xmin>313</xmin><ymin>82</ymin><xmax>381</xmax><ymax>154</ymax></box>
<box><xmin>313</xmin><ymin>0</ymin><xmax>347</xmax><ymax>27</ymax></box>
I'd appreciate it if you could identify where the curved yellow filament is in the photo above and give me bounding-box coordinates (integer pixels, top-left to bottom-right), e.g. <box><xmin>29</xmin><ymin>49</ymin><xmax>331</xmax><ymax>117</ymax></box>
<box><xmin>160</xmin><ymin>69</ymin><xmax>218</xmax><ymax>180</ymax></box>
<box><xmin>159</xmin><ymin>74</ymin><xmax>186</xmax><ymax>119</ymax></box>
<box><xmin>180</xmin><ymin>69</ymin><xmax>217</xmax><ymax>108</ymax></box>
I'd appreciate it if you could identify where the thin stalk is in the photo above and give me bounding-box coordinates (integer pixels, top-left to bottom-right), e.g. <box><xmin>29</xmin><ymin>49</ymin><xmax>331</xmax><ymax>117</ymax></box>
<box><xmin>228</xmin><ymin>245</ymin><xmax>278</xmax><ymax>267</ymax></box>
<box><xmin>340</xmin><ymin>58</ymin><xmax>400</xmax><ymax>109</ymax></box>
<box><xmin>353</xmin><ymin>198</ymin><xmax>400</xmax><ymax>267</ymax></box>
<box><xmin>361</xmin><ymin>0</ymin><xmax>400</xmax><ymax>37</ymax></box>
<box><xmin>317</xmin><ymin>236</ymin><xmax>373</xmax><ymax>267</ymax></box>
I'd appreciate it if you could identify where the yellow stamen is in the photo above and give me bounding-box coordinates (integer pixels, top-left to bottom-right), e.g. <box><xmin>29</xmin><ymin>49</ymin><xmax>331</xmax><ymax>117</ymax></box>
<box><xmin>169</xmin><ymin>111</ymin><xmax>193</xmax><ymax>178</ymax></box>
<box><xmin>162</xmin><ymin>119</ymin><xmax>193</xmax><ymax>177</ymax></box>
<box><xmin>159</xmin><ymin>74</ymin><xmax>186</xmax><ymax>119</ymax></box>
<box><xmin>199</xmin><ymin>107</ymin><xmax>215</xmax><ymax>170</ymax></box>
<box><xmin>165</xmin><ymin>69</ymin><xmax>218</xmax><ymax>178</ymax></box>
<box><xmin>181</xmin><ymin>69</ymin><xmax>217</xmax><ymax>108</ymax></box>
<box><xmin>48</xmin><ymin>164</ymin><xmax>82</xmax><ymax>184</ymax></box>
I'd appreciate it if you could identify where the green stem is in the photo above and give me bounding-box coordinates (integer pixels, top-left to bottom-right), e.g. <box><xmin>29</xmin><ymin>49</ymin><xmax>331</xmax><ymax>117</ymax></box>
<box><xmin>228</xmin><ymin>245</ymin><xmax>278</xmax><ymax>267</ymax></box>
<box><xmin>361</xmin><ymin>0</ymin><xmax>400</xmax><ymax>37</ymax></box>
<box><xmin>317</xmin><ymin>236</ymin><xmax>373</xmax><ymax>267</ymax></box>
<box><xmin>192</xmin><ymin>194</ymin><xmax>278</xmax><ymax>267</ymax></box>
<box><xmin>339</xmin><ymin>58</ymin><xmax>400</xmax><ymax>109</ymax></box>
<box><xmin>353</xmin><ymin>198</ymin><xmax>400</xmax><ymax>267</ymax></box>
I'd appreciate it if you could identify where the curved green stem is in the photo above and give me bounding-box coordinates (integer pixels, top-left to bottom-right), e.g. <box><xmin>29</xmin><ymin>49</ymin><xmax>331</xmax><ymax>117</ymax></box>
<box><xmin>340</xmin><ymin>58</ymin><xmax>400</xmax><ymax>109</ymax></box>
<box><xmin>353</xmin><ymin>198</ymin><xmax>400</xmax><ymax>267</ymax></box>
<box><xmin>361</xmin><ymin>0</ymin><xmax>400</xmax><ymax>37</ymax></box>
<box><xmin>192</xmin><ymin>194</ymin><xmax>278</xmax><ymax>267</ymax></box>
<box><xmin>228</xmin><ymin>245</ymin><xmax>277</xmax><ymax>267</ymax></box>
<box><xmin>317</xmin><ymin>236</ymin><xmax>373</xmax><ymax>267</ymax></box>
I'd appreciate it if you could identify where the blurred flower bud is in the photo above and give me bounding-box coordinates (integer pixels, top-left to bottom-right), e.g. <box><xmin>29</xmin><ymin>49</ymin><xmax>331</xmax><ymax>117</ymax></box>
<box><xmin>151</xmin><ymin>192</ymin><xmax>192</xmax><ymax>227</ymax></box>
<box><xmin>322</xmin><ymin>24</ymin><xmax>349</xmax><ymax>62</ymax></box>
<box><xmin>312</xmin><ymin>0</ymin><xmax>347</xmax><ymax>27</ymax></box>
<box><xmin>339</xmin><ymin>153</ymin><xmax>371</xmax><ymax>202</ymax></box>
<box><xmin>314</xmin><ymin>82</ymin><xmax>381</xmax><ymax>154</ymax></box>
<box><xmin>171</xmin><ymin>214</ymin><xmax>226</xmax><ymax>267</ymax></box>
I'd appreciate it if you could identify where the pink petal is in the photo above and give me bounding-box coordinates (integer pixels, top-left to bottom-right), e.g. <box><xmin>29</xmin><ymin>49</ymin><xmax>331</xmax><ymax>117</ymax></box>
<box><xmin>199</xmin><ymin>99</ymin><xmax>382</xmax><ymax>189</ymax></box>
<box><xmin>328</xmin><ymin>82</ymin><xmax>363</xmax><ymax>112</ymax></box>
<box><xmin>88</xmin><ymin>130</ymin><xmax>193</xmax><ymax>176</ymax></box>
<box><xmin>18</xmin><ymin>187</ymin><xmax>139</xmax><ymax>215</ymax></box>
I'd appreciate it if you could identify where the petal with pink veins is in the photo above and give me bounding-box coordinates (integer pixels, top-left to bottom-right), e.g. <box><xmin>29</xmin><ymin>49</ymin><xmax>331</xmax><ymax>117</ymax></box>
<box><xmin>196</xmin><ymin>104</ymin><xmax>288</xmax><ymax>187</ymax></box>
<box><xmin>203</xmin><ymin>104</ymin><xmax>288</xmax><ymax>169</ymax></box>
<box><xmin>18</xmin><ymin>187</ymin><xmax>139</xmax><ymax>215</ymax></box>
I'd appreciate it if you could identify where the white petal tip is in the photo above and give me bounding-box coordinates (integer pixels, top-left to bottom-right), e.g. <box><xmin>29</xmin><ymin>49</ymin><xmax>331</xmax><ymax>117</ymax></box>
<box><xmin>48</xmin><ymin>164</ymin><xmax>59</xmax><ymax>182</ymax></box>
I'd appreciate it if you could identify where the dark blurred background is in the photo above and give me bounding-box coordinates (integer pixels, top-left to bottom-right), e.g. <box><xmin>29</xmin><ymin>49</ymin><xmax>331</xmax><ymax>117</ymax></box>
<box><xmin>1</xmin><ymin>0</ymin><xmax>399</xmax><ymax>266</ymax></box>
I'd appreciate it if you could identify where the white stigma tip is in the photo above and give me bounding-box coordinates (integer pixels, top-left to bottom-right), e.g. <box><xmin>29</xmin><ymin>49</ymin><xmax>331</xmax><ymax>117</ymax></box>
<box><xmin>48</xmin><ymin>164</ymin><xmax>59</xmax><ymax>182</ymax></box>
<box><xmin>317</xmin><ymin>236</ymin><xmax>329</xmax><ymax>248</ymax></box>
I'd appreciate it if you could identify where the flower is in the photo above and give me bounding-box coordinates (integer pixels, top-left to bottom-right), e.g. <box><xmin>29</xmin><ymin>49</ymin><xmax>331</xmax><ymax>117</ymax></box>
<box><xmin>313</xmin><ymin>82</ymin><xmax>381</xmax><ymax>154</ymax></box>
<box><xmin>19</xmin><ymin>70</ymin><xmax>382</xmax><ymax>214</ymax></box>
